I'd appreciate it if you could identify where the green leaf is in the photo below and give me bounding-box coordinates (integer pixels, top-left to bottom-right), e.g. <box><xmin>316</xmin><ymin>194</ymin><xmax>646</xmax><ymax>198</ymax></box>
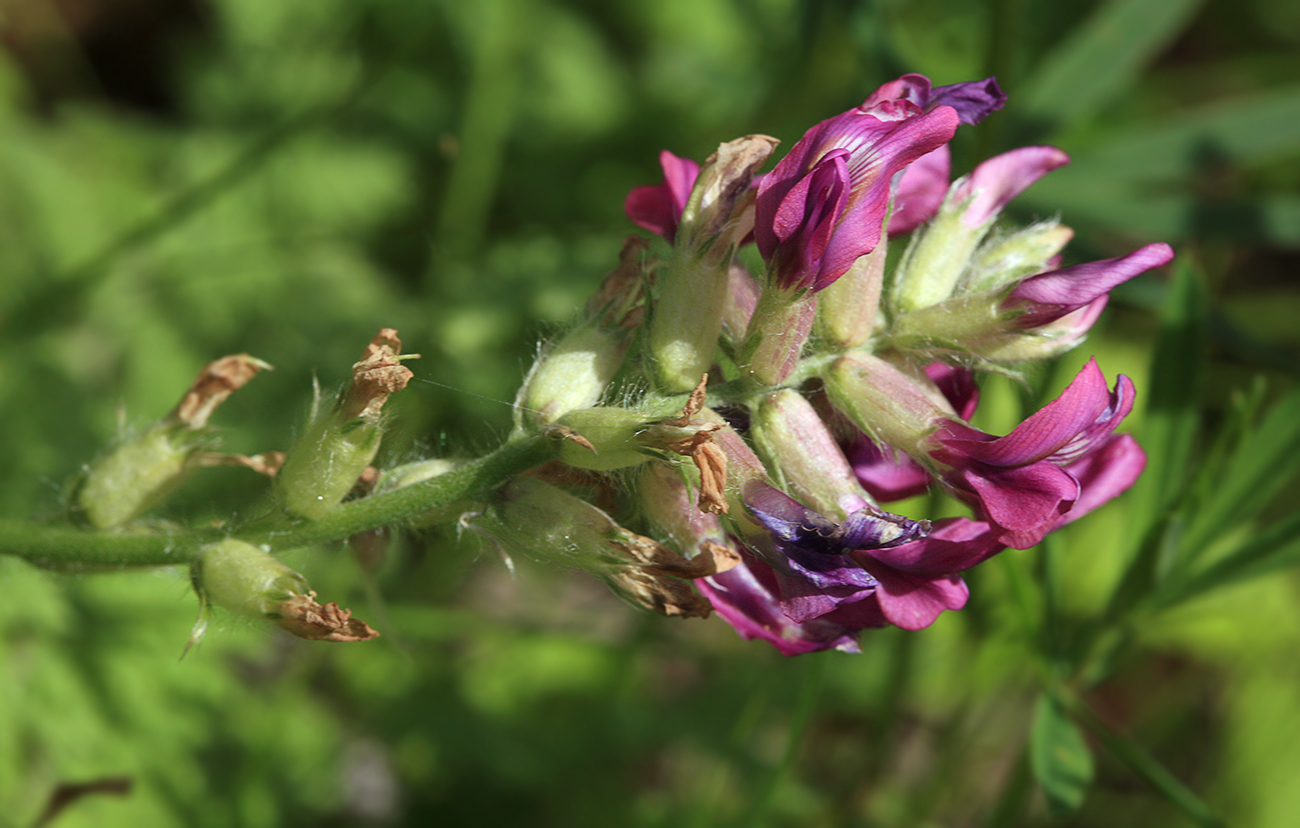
<box><xmin>1030</xmin><ymin>692</ymin><xmax>1095</xmax><ymax>817</ymax></box>
<box><xmin>1158</xmin><ymin>509</ymin><xmax>1300</xmax><ymax>609</ymax></box>
<box><xmin>1019</xmin><ymin>87</ymin><xmax>1300</xmax><ymax>241</ymax></box>
<box><xmin>1134</xmin><ymin>258</ymin><xmax>1207</xmax><ymax>522</ymax></box>
<box><xmin>1097</xmin><ymin>259</ymin><xmax>1206</xmax><ymax>661</ymax></box>
<box><xmin>1052</xmin><ymin>85</ymin><xmax>1300</xmax><ymax>180</ymax></box>
<box><xmin>1178</xmin><ymin>385</ymin><xmax>1300</xmax><ymax>559</ymax></box>
<box><xmin>1021</xmin><ymin>0</ymin><xmax>1205</xmax><ymax>128</ymax></box>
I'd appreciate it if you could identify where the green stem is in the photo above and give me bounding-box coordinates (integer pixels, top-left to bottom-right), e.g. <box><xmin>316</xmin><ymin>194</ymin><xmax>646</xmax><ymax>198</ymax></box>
<box><xmin>1061</xmin><ymin>688</ymin><xmax>1225</xmax><ymax>828</ymax></box>
<box><xmin>1</xmin><ymin>435</ymin><xmax>555</xmax><ymax>570</ymax></box>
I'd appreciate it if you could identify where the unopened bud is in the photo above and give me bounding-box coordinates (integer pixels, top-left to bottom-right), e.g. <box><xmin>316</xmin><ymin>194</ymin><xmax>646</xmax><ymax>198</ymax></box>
<box><xmin>751</xmin><ymin>389</ymin><xmax>872</xmax><ymax>518</ymax></box>
<box><xmin>889</xmin><ymin>193</ymin><xmax>989</xmax><ymax>313</ymax></box>
<box><xmin>649</xmin><ymin>136</ymin><xmax>778</xmax><ymax>393</ymax></box>
<box><xmin>555</xmin><ymin>378</ymin><xmax>726</xmax><ymax>506</ymax></box>
<box><xmin>965</xmin><ymin>221</ymin><xmax>1073</xmax><ymax>293</ymax></box>
<box><xmin>519</xmin><ymin>323</ymin><xmax>628</xmax><ymax>425</ymax></box>
<box><xmin>483</xmin><ymin>477</ymin><xmax>728</xmax><ymax>618</ymax></box>
<box><xmin>823</xmin><ymin>352</ymin><xmax>953</xmax><ymax>461</ymax></box>
<box><xmin>738</xmin><ymin>285</ymin><xmax>817</xmax><ymax>386</ymax></box>
<box><xmin>815</xmin><ymin>241</ymin><xmax>887</xmax><ymax>350</ymax></box>
<box><xmin>517</xmin><ymin>239</ymin><xmax>645</xmax><ymax>427</ymax></box>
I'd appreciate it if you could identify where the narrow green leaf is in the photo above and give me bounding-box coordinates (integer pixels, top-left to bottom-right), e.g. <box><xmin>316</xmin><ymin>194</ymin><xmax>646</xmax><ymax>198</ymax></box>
<box><xmin>1130</xmin><ymin>258</ymin><xmax>1207</xmax><ymax>531</ymax></box>
<box><xmin>1070</xmin><ymin>693</ymin><xmax>1225</xmax><ymax>827</ymax></box>
<box><xmin>1030</xmin><ymin>693</ymin><xmax>1095</xmax><ymax>817</ymax></box>
<box><xmin>1052</xmin><ymin>86</ymin><xmax>1300</xmax><ymax>180</ymax></box>
<box><xmin>1021</xmin><ymin>0</ymin><xmax>1205</xmax><ymax>128</ymax></box>
<box><xmin>1021</xmin><ymin>187</ymin><xmax>1300</xmax><ymax>245</ymax></box>
<box><xmin>1178</xmin><ymin>386</ymin><xmax>1300</xmax><ymax>558</ymax></box>
<box><xmin>1096</xmin><ymin>261</ymin><xmax>1204</xmax><ymax>625</ymax></box>
<box><xmin>1157</xmin><ymin>510</ymin><xmax>1300</xmax><ymax>609</ymax></box>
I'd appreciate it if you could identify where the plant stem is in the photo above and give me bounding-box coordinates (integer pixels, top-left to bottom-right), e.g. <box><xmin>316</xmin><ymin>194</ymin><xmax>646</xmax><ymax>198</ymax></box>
<box><xmin>0</xmin><ymin>435</ymin><xmax>555</xmax><ymax>570</ymax></box>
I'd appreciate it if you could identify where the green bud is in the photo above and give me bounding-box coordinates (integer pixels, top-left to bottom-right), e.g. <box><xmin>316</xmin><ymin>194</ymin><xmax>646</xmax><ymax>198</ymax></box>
<box><xmin>195</xmin><ymin>538</ymin><xmax>309</xmax><ymax>620</ymax></box>
<box><xmin>482</xmin><ymin>477</ymin><xmax>721</xmax><ymax>617</ymax></box>
<box><xmin>737</xmin><ymin>285</ymin><xmax>817</xmax><ymax>387</ymax></box>
<box><xmin>890</xmin><ymin>203</ymin><xmax>986</xmax><ymax>313</ymax></box>
<box><xmin>520</xmin><ymin>322</ymin><xmax>627</xmax><ymax>425</ymax></box>
<box><xmin>74</xmin><ymin>423</ymin><xmax>199</xmax><ymax>529</ymax></box>
<box><xmin>276</xmin><ymin>411</ymin><xmax>383</xmax><ymax>520</ymax></box>
<box><xmin>648</xmin><ymin>136</ymin><xmax>777</xmax><ymax>393</ymax></box>
<box><xmin>555</xmin><ymin>407</ymin><xmax>653</xmax><ymax>471</ymax></box>
<box><xmin>965</xmin><ymin>221</ymin><xmax>1073</xmax><ymax>294</ymax></box>
<box><xmin>751</xmin><ymin>390</ymin><xmax>873</xmax><ymax>519</ymax></box>
<box><xmin>816</xmin><ymin>242</ymin><xmax>887</xmax><ymax>350</ymax></box>
<box><xmin>823</xmin><ymin>352</ymin><xmax>951</xmax><ymax>461</ymax></box>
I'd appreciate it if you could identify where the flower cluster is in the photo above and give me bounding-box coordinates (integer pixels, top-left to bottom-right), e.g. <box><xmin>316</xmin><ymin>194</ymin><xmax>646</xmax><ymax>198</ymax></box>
<box><xmin>501</xmin><ymin>73</ymin><xmax>1172</xmax><ymax>655</ymax></box>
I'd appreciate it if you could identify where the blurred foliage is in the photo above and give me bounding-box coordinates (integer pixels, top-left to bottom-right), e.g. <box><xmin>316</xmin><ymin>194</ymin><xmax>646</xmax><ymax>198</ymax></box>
<box><xmin>0</xmin><ymin>0</ymin><xmax>1297</xmax><ymax>825</ymax></box>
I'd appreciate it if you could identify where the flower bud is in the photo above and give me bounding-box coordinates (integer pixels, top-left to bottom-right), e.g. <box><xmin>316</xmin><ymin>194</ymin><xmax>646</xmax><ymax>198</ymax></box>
<box><xmin>823</xmin><ymin>352</ymin><xmax>953</xmax><ymax>461</ymax></box>
<box><xmin>73</xmin><ymin>355</ymin><xmax>269</xmax><ymax>528</ymax></box>
<box><xmin>738</xmin><ymin>285</ymin><xmax>817</xmax><ymax>387</ymax></box>
<box><xmin>965</xmin><ymin>221</ymin><xmax>1073</xmax><ymax>294</ymax></box>
<box><xmin>751</xmin><ymin>389</ymin><xmax>872</xmax><ymax>519</ymax></box>
<box><xmin>889</xmin><ymin>195</ymin><xmax>989</xmax><ymax>313</ymax></box>
<box><xmin>555</xmin><ymin>407</ymin><xmax>653</xmax><ymax>471</ymax></box>
<box><xmin>483</xmin><ymin>477</ymin><xmax>730</xmax><ymax>618</ymax></box>
<box><xmin>648</xmin><ymin>136</ymin><xmax>778</xmax><ymax>393</ymax></box>
<box><xmin>192</xmin><ymin>538</ymin><xmax>378</xmax><ymax>643</ymax></box>
<box><xmin>719</xmin><ymin>264</ymin><xmax>761</xmax><ymax>352</ymax></box>
<box><xmin>815</xmin><ymin>241</ymin><xmax>887</xmax><ymax>350</ymax></box>
<box><xmin>519</xmin><ymin>323</ymin><xmax>628</xmax><ymax>425</ymax></box>
<box><xmin>276</xmin><ymin>329</ymin><xmax>414</xmax><ymax>520</ymax></box>
<box><xmin>891</xmin><ymin>147</ymin><xmax>1069</xmax><ymax>313</ymax></box>
<box><xmin>516</xmin><ymin>238</ymin><xmax>644</xmax><ymax>427</ymax></box>
<box><xmin>556</xmin><ymin>379</ymin><xmax>727</xmax><ymax>511</ymax></box>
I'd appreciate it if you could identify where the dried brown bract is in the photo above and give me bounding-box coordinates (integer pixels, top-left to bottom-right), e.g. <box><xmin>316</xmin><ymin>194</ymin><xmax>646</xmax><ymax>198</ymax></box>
<box><xmin>272</xmin><ymin>591</ymin><xmax>380</xmax><ymax>643</ymax></box>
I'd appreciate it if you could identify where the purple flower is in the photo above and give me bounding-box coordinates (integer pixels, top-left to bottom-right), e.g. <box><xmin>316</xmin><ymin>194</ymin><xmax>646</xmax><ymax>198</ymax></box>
<box><xmin>624</xmin><ymin>150</ymin><xmax>700</xmax><ymax>242</ymax></box>
<box><xmin>699</xmin><ymin>551</ymin><xmax>875</xmax><ymax>655</ymax></box>
<box><xmin>699</xmin><ymin>510</ymin><xmax>1007</xmax><ymax>654</ymax></box>
<box><xmin>952</xmin><ymin>146</ymin><xmax>1070</xmax><ymax>228</ymax></box>
<box><xmin>754</xmin><ymin>78</ymin><xmax>963</xmax><ymax>292</ymax></box>
<box><xmin>1006</xmin><ymin>243</ymin><xmax>1175</xmax><ymax>329</ymax></box>
<box><xmin>862</xmin><ymin>75</ymin><xmax>1006</xmax><ymax>125</ymax></box>
<box><xmin>889</xmin><ymin>145</ymin><xmax>950</xmax><ymax>236</ymax></box>
<box><xmin>745</xmin><ymin>484</ymin><xmax>927</xmax><ymax>623</ymax></box>
<box><xmin>932</xmin><ymin>358</ymin><xmax>1144</xmax><ymax>548</ymax></box>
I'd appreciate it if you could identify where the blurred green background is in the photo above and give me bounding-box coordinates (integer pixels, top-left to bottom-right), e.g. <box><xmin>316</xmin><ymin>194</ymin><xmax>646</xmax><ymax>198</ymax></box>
<box><xmin>0</xmin><ymin>0</ymin><xmax>1297</xmax><ymax>825</ymax></box>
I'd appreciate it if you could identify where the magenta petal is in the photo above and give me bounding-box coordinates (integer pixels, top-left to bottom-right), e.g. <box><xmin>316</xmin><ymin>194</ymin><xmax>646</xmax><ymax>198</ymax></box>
<box><xmin>944</xmin><ymin>360</ymin><xmax>1113</xmax><ymax>466</ymax></box>
<box><xmin>961</xmin><ymin>462</ymin><xmax>1079</xmax><ymax>535</ymax></box>
<box><xmin>816</xmin><ymin>107</ymin><xmax>960</xmax><ymax>288</ymax></box>
<box><xmin>701</xmin><ymin>558</ymin><xmax>864</xmax><ymax>655</ymax></box>
<box><xmin>755</xmin><ymin>103</ymin><xmax>959</xmax><ymax>291</ymax></box>
<box><xmin>889</xmin><ymin>145</ymin><xmax>951</xmax><ymax>235</ymax></box>
<box><xmin>1009</xmin><ymin>243</ymin><xmax>1175</xmax><ymax>328</ymax></box>
<box><xmin>850</xmin><ymin>439</ymin><xmax>932</xmax><ymax>501</ymax></box>
<box><xmin>871</xmin><ymin>566</ymin><xmax>969</xmax><ymax>630</ymax></box>
<box><xmin>925</xmin><ymin>361</ymin><xmax>980</xmax><ymax>420</ymax></box>
<box><xmin>624</xmin><ymin>150</ymin><xmax>700</xmax><ymax>241</ymax></box>
<box><xmin>954</xmin><ymin>146</ymin><xmax>1070</xmax><ymax>228</ymax></box>
<box><xmin>1062</xmin><ymin>433</ymin><xmax>1147</xmax><ymax>521</ymax></box>
<box><xmin>866</xmin><ymin>517</ymin><xmax>1005</xmax><ymax>573</ymax></box>
<box><xmin>861</xmin><ymin>73</ymin><xmax>933</xmax><ymax>111</ymax></box>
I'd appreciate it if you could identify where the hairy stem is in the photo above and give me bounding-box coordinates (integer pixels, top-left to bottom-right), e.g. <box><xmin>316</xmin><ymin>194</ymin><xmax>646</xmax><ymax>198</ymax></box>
<box><xmin>1</xmin><ymin>435</ymin><xmax>555</xmax><ymax>571</ymax></box>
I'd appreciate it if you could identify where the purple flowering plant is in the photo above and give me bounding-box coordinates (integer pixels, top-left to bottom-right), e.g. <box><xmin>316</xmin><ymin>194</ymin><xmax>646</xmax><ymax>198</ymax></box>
<box><xmin>9</xmin><ymin>55</ymin><xmax>1300</xmax><ymax>827</ymax></box>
